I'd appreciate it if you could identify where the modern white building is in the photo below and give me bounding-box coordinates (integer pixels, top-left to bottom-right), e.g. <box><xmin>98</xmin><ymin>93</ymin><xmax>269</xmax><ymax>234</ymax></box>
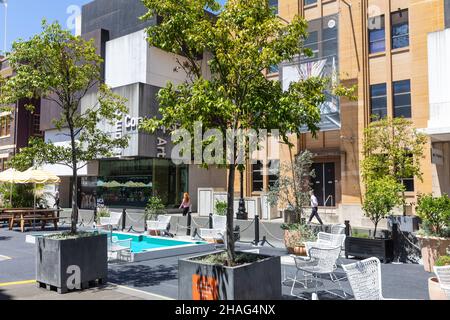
<box><xmin>41</xmin><ymin>0</ymin><xmax>226</xmax><ymax>211</ymax></box>
<box><xmin>425</xmin><ymin>27</ymin><xmax>450</xmax><ymax>196</ymax></box>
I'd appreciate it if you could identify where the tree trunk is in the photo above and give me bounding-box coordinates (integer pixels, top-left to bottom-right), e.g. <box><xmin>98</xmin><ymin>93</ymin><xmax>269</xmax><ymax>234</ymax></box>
<box><xmin>373</xmin><ymin>221</ymin><xmax>378</xmax><ymax>239</ymax></box>
<box><xmin>70</xmin><ymin>127</ymin><xmax>78</xmax><ymax>235</ymax></box>
<box><xmin>226</xmin><ymin>162</ymin><xmax>236</xmax><ymax>265</ymax></box>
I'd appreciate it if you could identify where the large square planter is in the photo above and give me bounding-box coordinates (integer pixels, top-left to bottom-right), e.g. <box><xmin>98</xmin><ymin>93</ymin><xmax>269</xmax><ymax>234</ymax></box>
<box><xmin>178</xmin><ymin>252</ymin><xmax>281</xmax><ymax>300</ymax></box>
<box><xmin>345</xmin><ymin>237</ymin><xmax>394</xmax><ymax>263</ymax></box>
<box><xmin>36</xmin><ymin>233</ymin><xmax>108</xmax><ymax>294</ymax></box>
<box><xmin>417</xmin><ymin>235</ymin><xmax>450</xmax><ymax>272</ymax></box>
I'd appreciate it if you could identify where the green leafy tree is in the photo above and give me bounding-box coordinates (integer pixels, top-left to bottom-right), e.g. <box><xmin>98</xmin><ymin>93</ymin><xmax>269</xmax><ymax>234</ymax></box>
<box><xmin>416</xmin><ymin>194</ymin><xmax>450</xmax><ymax>238</ymax></box>
<box><xmin>362</xmin><ymin>177</ymin><xmax>405</xmax><ymax>238</ymax></box>
<box><xmin>0</xmin><ymin>21</ymin><xmax>129</xmax><ymax>234</ymax></box>
<box><xmin>140</xmin><ymin>0</ymin><xmax>353</xmax><ymax>264</ymax></box>
<box><xmin>362</xmin><ymin>117</ymin><xmax>427</xmax><ymax>215</ymax></box>
<box><xmin>267</xmin><ymin>150</ymin><xmax>315</xmax><ymax>221</ymax></box>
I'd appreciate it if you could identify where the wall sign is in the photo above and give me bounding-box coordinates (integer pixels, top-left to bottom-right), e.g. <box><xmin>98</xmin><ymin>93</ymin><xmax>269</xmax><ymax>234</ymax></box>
<box><xmin>431</xmin><ymin>148</ymin><xmax>444</xmax><ymax>165</ymax></box>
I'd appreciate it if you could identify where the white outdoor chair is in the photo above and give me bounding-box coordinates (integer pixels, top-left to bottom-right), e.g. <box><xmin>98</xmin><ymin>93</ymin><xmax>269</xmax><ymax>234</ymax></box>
<box><xmin>434</xmin><ymin>265</ymin><xmax>450</xmax><ymax>299</ymax></box>
<box><xmin>342</xmin><ymin>257</ymin><xmax>387</xmax><ymax>300</ymax></box>
<box><xmin>304</xmin><ymin>232</ymin><xmax>346</xmax><ymax>255</ymax></box>
<box><xmin>290</xmin><ymin>245</ymin><xmax>346</xmax><ymax>299</ymax></box>
<box><xmin>331</xmin><ymin>224</ymin><xmax>346</xmax><ymax>235</ymax></box>
<box><xmin>98</xmin><ymin>211</ymin><xmax>123</xmax><ymax>230</ymax></box>
<box><xmin>147</xmin><ymin>215</ymin><xmax>172</xmax><ymax>236</ymax></box>
<box><xmin>199</xmin><ymin>215</ymin><xmax>227</xmax><ymax>244</ymax></box>
<box><xmin>107</xmin><ymin>236</ymin><xmax>132</xmax><ymax>262</ymax></box>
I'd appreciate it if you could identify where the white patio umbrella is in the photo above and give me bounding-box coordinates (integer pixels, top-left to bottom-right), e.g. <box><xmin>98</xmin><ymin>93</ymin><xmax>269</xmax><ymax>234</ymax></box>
<box><xmin>18</xmin><ymin>169</ymin><xmax>61</xmax><ymax>209</ymax></box>
<box><xmin>0</xmin><ymin>168</ymin><xmax>25</xmax><ymax>205</ymax></box>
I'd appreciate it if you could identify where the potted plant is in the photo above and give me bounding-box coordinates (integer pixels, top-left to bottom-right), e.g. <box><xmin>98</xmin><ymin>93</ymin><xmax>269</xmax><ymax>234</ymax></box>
<box><xmin>214</xmin><ymin>200</ymin><xmax>228</xmax><ymax>216</ymax></box>
<box><xmin>428</xmin><ymin>255</ymin><xmax>450</xmax><ymax>300</ymax></box>
<box><xmin>268</xmin><ymin>150</ymin><xmax>315</xmax><ymax>224</ymax></box>
<box><xmin>1</xmin><ymin>23</ymin><xmax>129</xmax><ymax>293</ymax></box>
<box><xmin>145</xmin><ymin>195</ymin><xmax>167</xmax><ymax>235</ymax></box>
<box><xmin>281</xmin><ymin>223</ymin><xmax>316</xmax><ymax>256</ymax></box>
<box><xmin>416</xmin><ymin>194</ymin><xmax>450</xmax><ymax>272</ymax></box>
<box><xmin>345</xmin><ymin>177</ymin><xmax>404</xmax><ymax>263</ymax></box>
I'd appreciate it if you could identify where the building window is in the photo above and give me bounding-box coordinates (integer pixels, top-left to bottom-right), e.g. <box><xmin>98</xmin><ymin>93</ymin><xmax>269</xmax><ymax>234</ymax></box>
<box><xmin>268</xmin><ymin>159</ymin><xmax>280</xmax><ymax>188</ymax></box>
<box><xmin>393</xmin><ymin>80</ymin><xmax>411</xmax><ymax>118</ymax></box>
<box><xmin>252</xmin><ymin>161</ymin><xmax>264</xmax><ymax>192</ymax></box>
<box><xmin>0</xmin><ymin>115</ymin><xmax>11</xmax><ymax>138</ymax></box>
<box><xmin>370</xmin><ymin>83</ymin><xmax>387</xmax><ymax>121</ymax></box>
<box><xmin>269</xmin><ymin>0</ymin><xmax>278</xmax><ymax>14</ymax></box>
<box><xmin>252</xmin><ymin>160</ymin><xmax>280</xmax><ymax>192</ymax></box>
<box><xmin>304</xmin><ymin>30</ymin><xmax>319</xmax><ymax>58</ymax></box>
<box><xmin>304</xmin><ymin>0</ymin><xmax>318</xmax><ymax>5</ymax></box>
<box><xmin>32</xmin><ymin>114</ymin><xmax>42</xmax><ymax>135</ymax></box>
<box><xmin>368</xmin><ymin>15</ymin><xmax>385</xmax><ymax>53</ymax></box>
<box><xmin>391</xmin><ymin>9</ymin><xmax>409</xmax><ymax>49</ymax></box>
<box><xmin>402</xmin><ymin>178</ymin><xmax>414</xmax><ymax>192</ymax></box>
<box><xmin>322</xmin><ymin>19</ymin><xmax>338</xmax><ymax>59</ymax></box>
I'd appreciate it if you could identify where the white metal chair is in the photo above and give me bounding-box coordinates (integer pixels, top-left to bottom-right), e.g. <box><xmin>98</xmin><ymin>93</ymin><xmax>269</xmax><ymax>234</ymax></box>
<box><xmin>107</xmin><ymin>236</ymin><xmax>132</xmax><ymax>262</ymax></box>
<box><xmin>331</xmin><ymin>224</ymin><xmax>346</xmax><ymax>235</ymax></box>
<box><xmin>342</xmin><ymin>257</ymin><xmax>385</xmax><ymax>300</ymax></box>
<box><xmin>199</xmin><ymin>215</ymin><xmax>227</xmax><ymax>244</ymax></box>
<box><xmin>434</xmin><ymin>265</ymin><xmax>450</xmax><ymax>299</ymax></box>
<box><xmin>98</xmin><ymin>211</ymin><xmax>123</xmax><ymax>230</ymax></box>
<box><xmin>290</xmin><ymin>245</ymin><xmax>346</xmax><ymax>299</ymax></box>
<box><xmin>147</xmin><ymin>215</ymin><xmax>172</xmax><ymax>236</ymax></box>
<box><xmin>304</xmin><ymin>232</ymin><xmax>346</xmax><ymax>254</ymax></box>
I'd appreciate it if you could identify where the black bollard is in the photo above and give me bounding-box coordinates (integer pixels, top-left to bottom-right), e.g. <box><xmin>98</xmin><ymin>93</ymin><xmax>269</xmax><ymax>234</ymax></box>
<box><xmin>93</xmin><ymin>206</ymin><xmax>97</xmax><ymax>225</ymax></box>
<box><xmin>122</xmin><ymin>208</ymin><xmax>127</xmax><ymax>231</ymax></box>
<box><xmin>209</xmin><ymin>213</ymin><xmax>213</xmax><ymax>229</ymax></box>
<box><xmin>345</xmin><ymin>220</ymin><xmax>350</xmax><ymax>259</ymax></box>
<box><xmin>253</xmin><ymin>215</ymin><xmax>260</xmax><ymax>246</ymax></box>
<box><xmin>187</xmin><ymin>212</ymin><xmax>192</xmax><ymax>236</ymax></box>
<box><xmin>345</xmin><ymin>220</ymin><xmax>351</xmax><ymax>237</ymax></box>
<box><xmin>392</xmin><ymin>222</ymin><xmax>400</xmax><ymax>263</ymax></box>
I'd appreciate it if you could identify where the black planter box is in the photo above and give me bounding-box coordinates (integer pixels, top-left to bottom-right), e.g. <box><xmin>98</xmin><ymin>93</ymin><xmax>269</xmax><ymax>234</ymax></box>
<box><xmin>36</xmin><ymin>233</ymin><xmax>108</xmax><ymax>294</ymax></box>
<box><xmin>345</xmin><ymin>237</ymin><xmax>394</xmax><ymax>263</ymax></box>
<box><xmin>178</xmin><ymin>252</ymin><xmax>281</xmax><ymax>300</ymax></box>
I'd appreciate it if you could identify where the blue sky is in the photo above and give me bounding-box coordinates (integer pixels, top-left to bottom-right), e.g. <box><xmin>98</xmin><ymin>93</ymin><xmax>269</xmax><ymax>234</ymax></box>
<box><xmin>0</xmin><ymin>0</ymin><xmax>227</xmax><ymax>54</ymax></box>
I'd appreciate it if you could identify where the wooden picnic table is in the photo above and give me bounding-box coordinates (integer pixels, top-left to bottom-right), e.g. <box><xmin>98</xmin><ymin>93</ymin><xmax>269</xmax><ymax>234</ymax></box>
<box><xmin>3</xmin><ymin>208</ymin><xmax>63</xmax><ymax>233</ymax></box>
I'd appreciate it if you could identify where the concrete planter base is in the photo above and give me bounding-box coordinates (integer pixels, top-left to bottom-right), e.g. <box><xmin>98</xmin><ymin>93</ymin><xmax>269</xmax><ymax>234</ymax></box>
<box><xmin>178</xmin><ymin>252</ymin><xmax>281</xmax><ymax>300</ymax></box>
<box><xmin>36</xmin><ymin>233</ymin><xmax>108</xmax><ymax>294</ymax></box>
<box><xmin>428</xmin><ymin>277</ymin><xmax>448</xmax><ymax>300</ymax></box>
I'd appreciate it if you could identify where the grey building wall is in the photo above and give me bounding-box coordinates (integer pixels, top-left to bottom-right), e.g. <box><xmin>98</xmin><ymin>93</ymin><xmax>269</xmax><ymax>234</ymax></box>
<box><xmin>81</xmin><ymin>0</ymin><xmax>156</xmax><ymax>41</ymax></box>
<box><xmin>446</xmin><ymin>0</ymin><xmax>450</xmax><ymax>28</ymax></box>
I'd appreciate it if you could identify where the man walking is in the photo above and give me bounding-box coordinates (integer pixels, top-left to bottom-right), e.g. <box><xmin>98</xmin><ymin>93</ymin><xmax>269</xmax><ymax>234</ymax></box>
<box><xmin>308</xmin><ymin>191</ymin><xmax>323</xmax><ymax>225</ymax></box>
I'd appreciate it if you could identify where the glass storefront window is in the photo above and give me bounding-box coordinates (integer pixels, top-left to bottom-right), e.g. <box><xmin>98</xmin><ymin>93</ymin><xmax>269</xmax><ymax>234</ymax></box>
<box><xmin>80</xmin><ymin>159</ymin><xmax>188</xmax><ymax>209</ymax></box>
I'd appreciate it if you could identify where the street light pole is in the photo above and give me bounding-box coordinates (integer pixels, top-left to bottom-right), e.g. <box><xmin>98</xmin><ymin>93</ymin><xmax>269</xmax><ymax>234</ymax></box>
<box><xmin>1</xmin><ymin>1</ymin><xmax>7</xmax><ymax>55</ymax></box>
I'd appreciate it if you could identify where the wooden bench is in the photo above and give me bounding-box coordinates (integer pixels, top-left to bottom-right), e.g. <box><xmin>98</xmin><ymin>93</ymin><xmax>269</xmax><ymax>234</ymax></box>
<box><xmin>6</xmin><ymin>210</ymin><xmax>62</xmax><ymax>233</ymax></box>
<box><xmin>15</xmin><ymin>216</ymin><xmax>61</xmax><ymax>233</ymax></box>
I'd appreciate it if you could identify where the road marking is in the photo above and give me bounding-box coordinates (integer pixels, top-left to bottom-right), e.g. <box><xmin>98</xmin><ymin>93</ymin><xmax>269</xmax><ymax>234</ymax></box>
<box><xmin>0</xmin><ymin>280</ymin><xmax>36</xmax><ymax>287</ymax></box>
<box><xmin>0</xmin><ymin>255</ymin><xmax>12</xmax><ymax>261</ymax></box>
<box><xmin>109</xmin><ymin>282</ymin><xmax>174</xmax><ymax>300</ymax></box>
